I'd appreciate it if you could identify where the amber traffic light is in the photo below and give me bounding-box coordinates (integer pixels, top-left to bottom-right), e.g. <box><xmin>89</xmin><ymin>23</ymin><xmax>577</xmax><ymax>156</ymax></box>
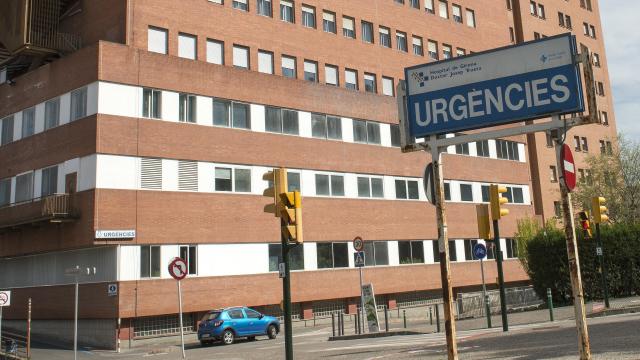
<box><xmin>490</xmin><ymin>184</ymin><xmax>509</xmax><ymax>220</ymax></box>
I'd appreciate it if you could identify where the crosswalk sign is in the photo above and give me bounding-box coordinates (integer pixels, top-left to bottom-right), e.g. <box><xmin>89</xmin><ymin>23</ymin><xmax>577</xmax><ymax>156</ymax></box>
<box><xmin>354</xmin><ymin>251</ymin><xmax>365</xmax><ymax>267</ymax></box>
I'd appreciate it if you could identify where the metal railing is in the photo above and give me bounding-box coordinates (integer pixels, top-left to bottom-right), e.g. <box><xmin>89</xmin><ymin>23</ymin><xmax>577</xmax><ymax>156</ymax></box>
<box><xmin>0</xmin><ymin>334</ymin><xmax>29</xmax><ymax>360</ymax></box>
<box><xmin>0</xmin><ymin>193</ymin><xmax>77</xmax><ymax>230</ymax></box>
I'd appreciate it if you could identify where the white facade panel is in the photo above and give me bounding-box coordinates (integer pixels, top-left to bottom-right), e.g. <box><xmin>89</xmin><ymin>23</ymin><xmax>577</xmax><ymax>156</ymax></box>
<box><xmin>342</xmin><ymin>118</ymin><xmax>354</xmax><ymax>143</ymax></box>
<box><xmin>383</xmin><ymin>176</ymin><xmax>396</xmax><ymax>200</ymax></box>
<box><xmin>34</xmin><ymin>103</ymin><xmax>45</xmax><ymax>134</ymax></box>
<box><xmin>388</xmin><ymin>241</ymin><xmax>400</xmax><ymax>266</ymax></box>
<box><xmin>425</xmin><ymin>240</ymin><xmax>435</xmax><ymax>264</ymax></box>
<box><xmin>87</xmin><ymin>82</ymin><xmax>99</xmax><ymax>117</ymax></box>
<box><xmin>12</xmin><ymin>112</ymin><xmax>22</xmax><ymax>141</ymax></box>
<box><xmin>455</xmin><ymin>240</ymin><xmax>466</xmax><ymax>262</ymax></box>
<box><xmin>196</xmin><ymin>96</ymin><xmax>213</xmax><ymax>126</ymax></box>
<box><xmin>298</xmin><ymin>111</ymin><xmax>312</xmax><ymax>138</ymax></box>
<box><xmin>252</xmin><ymin>166</ymin><xmax>270</xmax><ymax>196</ymax></box>
<box><xmin>161</xmin><ymin>91</ymin><xmax>180</xmax><ymax>122</ymax></box>
<box><xmin>380</xmin><ymin>123</ymin><xmax>392</xmax><ymax>147</ymax></box>
<box><xmin>198</xmin><ymin>162</ymin><xmax>215</xmax><ymax>193</ymax></box>
<box><xmin>518</xmin><ymin>143</ymin><xmax>527</xmax><ymax>162</ymax></box>
<box><xmin>78</xmin><ymin>155</ymin><xmax>97</xmax><ymax>192</ymax></box>
<box><xmin>303</xmin><ymin>243</ymin><xmax>318</xmax><ymax>271</ymax></box>
<box><xmin>95</xmin><ymin>155</ymin><xmax>138</xmax><ymax>190</ymax></box>
<box><xmin>160</xmin><ymin>245</ymin><xmax>180</xmax><ymax>278</ymax></box>
<box><xmin>250</xmin><ymin>104</ymin><xmax>266</xmax><ymax>132</ymax></box>
<box><xmin>98</xmin><ymin>82</ymin><xmax>140</xmax><ymax>118</ymax></box>
<box><xmin>199</xmin><ymin>244</ymin><xmax>269</xmax><ymax>276</ymax></box>
<box><xmin>33</xmin><ymin>169</ymin><xmax>42</xmax><ymax>199</ymax></box>
<box><xmin>488</xmin><ymin>140</ymin><xmax>498</xmax><ymax>159</ymax></box>
<box><xmin>300</xmin><ymin>170</ymin><xmax>316</xmax><ymax>196</ymax></box>
<box><xmin>162</xmin><ymin>159</ymin><xmax>179</xmax><ymax>191</ymax></box>
<box><xmin>343</xmin><ymin>173</ymin><xmax>358</xmax><ymax>198</ymax></box>
<box><xmin>59</xmin><ymin>93</ymin><xmax>71</xmax><ymax>126</ymax></box>
<box><xmin>119</xmin><ymin>246</ymin><xmax>141</xmax><ymax>281</ymax></box>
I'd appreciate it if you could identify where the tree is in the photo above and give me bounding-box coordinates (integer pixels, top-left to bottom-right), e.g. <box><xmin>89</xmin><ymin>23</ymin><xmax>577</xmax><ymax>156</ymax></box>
<box><xmin>572</xmin><ymin>135</ymin><xmax>640</xmax><ymax>224</ymax></box>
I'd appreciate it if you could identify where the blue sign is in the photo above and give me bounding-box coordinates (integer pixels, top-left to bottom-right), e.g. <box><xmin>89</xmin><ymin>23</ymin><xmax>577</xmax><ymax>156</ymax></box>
<box><xmin>404</xmin><ymin>34</ymin><xmax>584</xmax><ymax>138</ymax></box>
<box><xmin>354</xmin><ymin>251</ymin><xmax>365</xmax><ymax>267</ymax></box>
<box><xmin>473</xmin><ymin>243</ymin><xmax>487</xmax><ymax>260</ymax></box>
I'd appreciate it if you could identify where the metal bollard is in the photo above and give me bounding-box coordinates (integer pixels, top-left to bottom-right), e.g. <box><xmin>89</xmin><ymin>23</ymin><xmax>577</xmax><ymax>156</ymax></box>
<box><xmin>435</xmin><ymin>304</ymin><xmax>441</xmax><ymax>333</ymax></box>
<box><xmin>429</xmin><ymin>306</ymin><xmax>433</xmax><ymax>325</ymax></box>
<box><xmin>403</xmin><ymin>310</ymin><xmax>407</xmax><ymax>329</ymax></box>
<box><xmin>385</xmin><ymin>308</ymin><xmax>389</xmax><ymax>332</ymax></box>
<box><xmin>355</xmin><ymin>311</ymin><xmax>360</xmax><ymax>334</ymax></box>
<box><xmin>340</xmin><ymin>313</ymin><xmax>345</xmax><ymax>336</ymax></box>
<box><xmin>547</xmin><ymin>288</ymin><xmax>554</xmax><ymax>322</ymax></box>
<box><xmin>485</xmin><ymin>294</ymin><xmax>492</xmax><ymax>328</ymax></box>
<box><xmin>332</xmin><ymin>313</ymin><xmax>336</xmax><ymax>337</ymax></box>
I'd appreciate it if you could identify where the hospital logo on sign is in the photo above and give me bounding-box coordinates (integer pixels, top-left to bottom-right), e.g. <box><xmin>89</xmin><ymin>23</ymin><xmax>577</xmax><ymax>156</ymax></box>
<box><xmin>412</xmin><ymin>71</ymin><xmax>428</xmax><ymax>88</ymax></box>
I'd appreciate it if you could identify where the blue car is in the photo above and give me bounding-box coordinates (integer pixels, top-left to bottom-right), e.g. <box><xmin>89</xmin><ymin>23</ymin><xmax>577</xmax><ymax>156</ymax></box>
<box><xmin>197</xmin><ymin>307</ymin><xmax>280</xmax><ymax>346</ymax></box>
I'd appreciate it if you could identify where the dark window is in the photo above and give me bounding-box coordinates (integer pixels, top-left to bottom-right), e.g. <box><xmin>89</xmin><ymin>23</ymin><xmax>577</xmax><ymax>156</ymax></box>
<box><xmin>142</xmin><ymin>89</ymin><xmax>162</xmax><ymax>119</ymax></box>
<box><xmin>496</xmin><ymin>140</ymin><xmax>519</xmax><ymax>161</ymax></box>
<box><xmin>363</xmin><ymin>241</ymin><xmax>389</xmax><ymax>266</ymax></box>
<box><xmin>215</xmin><ymin>167</ymin><xmax>233</xmax><ymax>191</ymax></box>
<box><xmin>317</xmin><ymin>243</ymin><xmax>349</xmax><ymax>268</ymax></box>
<box><xmin>464</xmin><ymin>239</ymin><xmax>479</xmax><ymax>260</ymax></box>
<box><xmin>395</xmin><ymin>180</ymin><xmax>407</xmax><ymax>199</ymax></box>
<box><xmin>245</xmin><ymin>309</ymin><xmax>262</xmax><ymax>318</ymax></box>
<box><xmin>287</xmin><ymin>172</ymin><xmax>301</xmax><ymax>192</ymax></box>
<box><xmin>140</xmin><ymin>245</ymin><xmax>161</xmax><ymax>278</ymax></box>
<box><xmin>481</xmin><ymin>185</ymin><xmax>490</xmax><ymax>202</ymax></box>
<box><xmin>213</xmin><ymin>100</ymin><xmax>230</xmax><ymax>126</ymax></box>
<box><xmin>444</xmin><ymin>182</ymin><xmax>451</xmax><ymax>200</ymax></box>
<box><xmin>460</xmin><ymin>184</ymin><xmax>473</xmax><ymax>202</ymax></box>
<box><xmin>476</xmin><ymin>140</ymin><xmax>490</xmax><ymax>157</ymax></box>
<box><xmin>228</xmin><ymin>309</ymin><xmax>245</xmax><ymax>319</ymax></box>
<box><xmin>449</xmin><ymin>240</ymin><xmax>457</xmax><ymax>261</ymax></box>
<box><xmin>232</xmin><ymin>102</ymin><xmax>250</xmax><ymax>129</ymax></box>
<box><xmin>399</xmin><ymin>241</ymin><xmax>424</xmax><ymax>264</ymax></box>
<box><xmin>179</xmin><ymin>245</ymin><xmax>197</xmax><ymax>275</ymax></box>
<box><xmin>391</xmin><ymin>124</ymin><xmax>401</xmax><ymax>147</ymax></box>
<box><xmin>361</xmin><ymin>21</ymin><xmax>374</xmax><ymax>43</ymax></box>
<box><xmin>269</xmin><ymin>243</ymin><xmax>304</xmax><ymax>271</ymax></box>
<box><xmin>432</xmin><ymin>240</ymin><xmax>440</xmax><ymax>263</ymax></box>
<box><xmin>257</xmin><ymin>0</ymin><xmax>272</xmax><ymax>16</ymax></box>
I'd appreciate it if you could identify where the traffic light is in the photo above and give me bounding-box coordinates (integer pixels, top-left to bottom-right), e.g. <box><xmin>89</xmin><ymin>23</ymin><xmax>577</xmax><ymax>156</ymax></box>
<box><xmin>578</xmin><ymin>211</ymin><xmax>592</xmax><ymax>238</ymax></box>
<box><xmin>489</xmin><ymin>184</ymin><xmax>509</xmax><ymax>220</ymax></box>
<box><xmin>592</xmin><ymin>196</ymin><xmax>609</xmax><ymax>224</ymax></box>
<box><xmin>263</xmin><ymin>168</ymin><xmax>287</xmax><ymax>217</ymax></box>
<box><xmin>281</xmin><ymin>190</ymin><xmax>303</xmax><ymax>244</ymax></box>
<box><xmin>476</xmin><ymin>204</ymin><xmax>491</xmax><ymax>240</ymax></box>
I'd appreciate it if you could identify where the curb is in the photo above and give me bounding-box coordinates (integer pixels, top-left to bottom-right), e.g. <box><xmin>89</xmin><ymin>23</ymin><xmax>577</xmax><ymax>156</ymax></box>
<box><xmin>587</xmin><ymin>306</ymin><xmax>640</xmax><ymax>318</ymax></box>
<box><xmin>328</xmin><ymin>330</ymin><xmax>429</xmax><ymax>341</ymax></box>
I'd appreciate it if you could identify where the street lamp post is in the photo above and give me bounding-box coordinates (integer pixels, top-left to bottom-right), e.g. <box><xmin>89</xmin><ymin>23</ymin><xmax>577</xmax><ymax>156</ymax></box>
<box><xmin>65</xmin><ymin>266</ymin><xmax>96</xmax><ymax>360</ymax></box>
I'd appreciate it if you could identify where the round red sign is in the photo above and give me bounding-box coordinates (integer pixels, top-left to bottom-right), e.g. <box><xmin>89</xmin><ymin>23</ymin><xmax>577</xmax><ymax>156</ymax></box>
<box><xmin>560</xmin><ymin>144</ymin><xmax>576</xmax><ymax>192</ymax></box>
<box><xmin>353</xmin><ymin>236</ymin><xmax>364</xmax><ymax>252</ymax></box>
<box><xmin>168</xmin><ymin>257</ymin><xmax>188</xmax><ymax>281</ymax></box>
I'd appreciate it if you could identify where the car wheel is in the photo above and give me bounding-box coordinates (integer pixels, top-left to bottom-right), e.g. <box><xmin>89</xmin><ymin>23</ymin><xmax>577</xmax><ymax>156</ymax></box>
<box><xmin>267</xmin><ymin>325</ymin><xmax>277</xmax><ymax>340</ymax></box>
<box><xmin>222</xmin><ymin>329</ymin><xmax>235</xmax><ymax>345</ymax></box>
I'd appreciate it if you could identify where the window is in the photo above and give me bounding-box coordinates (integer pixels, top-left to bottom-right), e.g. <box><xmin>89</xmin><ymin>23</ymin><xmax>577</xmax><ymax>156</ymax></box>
<box><xmin>142</xmin><ymin>89</ymin><xmax>162</xmax><ymax>119</ymax></box>
<box><xmin>269</xmin><ymin>243</ymin><xmax>304</xmax><ymax>271</ymax></box>
<box><xmin>593</xmin><ymin>53</ymin><xmax>600</xmax><ymax>67</ymax></box>
<box><xmin>438</xmin><ymin>0</ymin><xmax>448</xmax><ymax>18</ymax></box>
<box><xmin>257</xmin><ymin>0</ymin><xmax>272</xmax><ymax>16</ymax></box>
<box><xmin>214</xmin><ymin>167</ymin><xmax>252</xmax><ymax>192</ymax></box>
<box><xmin>246</xmin><ymin>309</ymin><xmax>261</xmax><ymax>319</ymax></box>
<box><xmin>452</xmin><ymin>4</ymin><xmax>462</xmax><ymax>23</ymax></box>
<box><xmin>212</xmin><ymin>99</ymin><xmax>230</xmax><ymax>126</ymax></box>
<box><xmin>455</xmin><ymin>135</ymin><xmax>469</xmax><ymax>154</ymax></box>
<box><xmin>589</xmin><ymin>25</ymin><xmax>596</xmax><ymax>38</ymax></box>
<box><xmin>148</xmin><ymin>26</ymin><xmax>168</xmax><ymax>54</ymax></box>
<box><xmin>304</xmin><ymin>60</ymin><xmax>318</xmax><ymax>82</ymax></box>
<box><xmin>398</xmin><ymin>241</ymin><xmax>424</xmax><ymax>264</ymax></box>
<box><xmin>280</xmin><ymin>0</ymin><xmax>294</xmax><ymax>23</ymax></box>
<box><xmin>425</xmin><ymin>0</ymin><xmax>434</xmax><ymax>13</ymax></box>
<box><xmin>509</xmin><ymin>27</ymin><xmax>515</xmax><ymax>43</ymax></box>
<box><xmin>432</xmin><ymin>240</ymin><xmax>440</xmax><ymax>262</ymax></box>
<box><xmin>0</xmin><ymin>178</ymin><xmax>10</xmax><ymax>207</ymax></box>
<box><xmin>456</xmin><ymin>48</ymin><xmax>466</xmax><ymax>57</ymax></box>
<box><xmin>466</xmin><ymin>9</ymin><xmax>476</xmax><ymax>27</ymax></box>
<box><xmin>323</xmin><ymin>11</ymin><xmax>336</xmax><ymax>33</ymax></box>
<box><xmin>357</xmin><ymin>176</ymin><xmax>384</xmax><ymax>198</ymax></box>
<box><xmin>232</xmin><ymin>102</ymin><xmax>250</xmax><ymax>129</ymax></box>
<box><xmin>504</xmin><ymin>186</ymin><xmax>524</xmax><ymax>204</ymax></box>
<box><xmin>506</xmin><ymin>239</ymin><xmax>518</xmax><ymax>259</ymax></box>
<box><xmin>206</xmin><ymin>39</ymin><xmax>224</xmax><ymax>64</ymax></box>
<box><xmin>379</xmin><ymin>27</ymin><xmax>391</xmax><ymax>48</ymax></box>
<box><xmin>573</xmin><ymin>136</ymin><xmax>581</xmax><ymax>152</ymax></box>
<box><xmin>410</xmin><ymin>0</ymin><xmax>420</xmax><ymax>9</ymax></box>
<box><xmin>382</xmin><ymin>77</ymin><xmax>394</xmax><ymax>96</ymax></box>
<box><xmin>282</xmin><ymin>55</ymin><xmax>296</xmax><ymax>78</ymax></box>
<box><xmin>353</xmin><ymin>120</ymin><xmax>380</xmax><ymax>144</ymax></box>
<box><xmin>601</xmin><ymin>111</ymin><xmax>608</xmax><ymax>125</ymax></box>
<box><xmin>41</xmin><ymin>166</ymin><xmax>58</xmax><ymax>197</ymax></box>
<box><xmin>506</xmin><ymin>0</ymin><xmax>512</xmax><ymax>10</ymax></box>
<box><xmin>444</xmin><ymin>182</ymin><xmax>451</xmax><ymax>200</ymax></box>
<box><xmin>537</xmin><ymin>4</ymin><xmax>545</xmax><ymax>19</ymax></box>
<box><xmin>315</xmin><ymin>174</ymin><xmax>344</xmax><ymax>196</ymax></box>
<box><xmin>343</xmin><ymin>16</ymin><xmax>355</xmax><ymax>38</ymax></box>
<box><xmin>364</xmin><ymin>73</ymin><xmax>377</xmax><ymax>93</ymax></box>
<box><xmin>597</xmin><ymin>82</ymin><xmax>605</xmax><ymax>96</ymax></box>
<box><xmin>140</xmin><ymin>246</ymin><xmax>161</xmax><ymax>278</ymax></box>
<box><xmin>317</xmin><ymin>243</ymin><xmax>349</xmax><ymax>268</ymax></box>
<box><xmin>265</xmin><ymin>107</ymin><xmax>299</xmax><ymax>135</ymax></box>
<box><xmin>581</xmin><ymin>137</ymin><xmax>589</xmax><ymax>152</ymax></box>
<box><xmin>558</xmin><ymin>12</ymin><xmax>565</xmax><ymax>27</ymax></box>
<box><xmin>464</xmin><ymin>239</ymin><xmax>479</xmax><ymax>260</ymax></box>
<box><xmin>550</xmin><ymin>166</ymin><xmax>558</xmax><ymax>182</ymax></box>
<box><xmin>15</xmin><ymin>172</ymin><xmax>33</xmax><ymax>203</ymax></box>
<box><xmin>459</xmin><ymin>184</ymin><xmax>473</xmax><ymax>202</ymax></box>
<box><xmin>258</xmin><ymin>50</ymin><xmax>274</xmax><ymax>74</ymax></box>
<box><xmin>345</xmin><ymin>69</ymin><xmax>358</xmax><ymax>90</ymax></box>
<box><xmin>428</xmin><ymin>40</ymin><xmax>438</xmax><ymax>60</ymax></box>
<box><xmin>396</xmin><ymin>31</ymin><xmax>407</xmax><ymax>52</ymax></box>
<box><xmin>395</xmin><ymin>179</ymin><xmax>420</xmax><ymax>200</ymax></box>
<box><xmin>476</xmin><ymin>140</ymin><xmax>490</xmax><ymax>157</ymax></box>
<box><xmin>363</xmin><ymin>241</ymin><xmax>389</xmax><ymax>266</ymax></box>
<box><xmin>70</xmin><ymin>87</ymin><xmax>87</xmax><ymax>121</ymax></box>
<box><xmin>565</xmin><ymin>15</ymin><xmax>572</xmax><ymax>29</ymax></box>
<box><xmin>21</xmin><ymin>107</ymin><xmax>35</xmax><ymax>138</ymax></box>
<box><xmin>390</xmin><ymin>124</ymin><xmax>401</xmax><ymax>147</ymax></box>
<box><xmin>179</xmin><ymin>245</ymin><xmax>197</xmax><ymax>275</ymax></box>
<box><xmin>449</xmin><ymin>240</ymin><xmax>457</xmax><ymax>261</ymax></box>
<box><xmin>325</xmin><ymin>64</ymin><xmax>338</xmax><ymax>86</ymax></box>
<box><xmin>412</xmin><ymin>36</ymin><xmax>424</xmax><ymax>56</ymax></box>
<box><xmin>311</xmin><ymin>114</ymin><xmax>342</xmax><ymax>140</ymax></box>
<box><xmin>442</xmin><ymin>44</ymin><xmax>452</xmax><ymax>59</ymax></box>
<box><xmin>599</xmin><ymin>140</ymin><xmax>606</xmax><ymax>154</ymax></box>
<box><xmin>496</xmin><ymin>140</ymin><xmax>519</xmax><ymax>161</ymax></box>
<box><xmin>481</xmin><ymin>185</ymin><xmax>490</xmax><ymax>202</ymax></box>
<box><xmin>233</xmin><ymin>45</ymin><xmax>249</xmax><ymax>69</ymax></box>
<box><xmin>44</xmin><ymin>98</ymin><xmax>60</xmax><ymax>130</ymax></box>
<box><xmin>287</xmin><ymin>172</ymin><xmax>301</xmax><ymax>192</ymax></box>
<box><xmin>530</xmin><ymin>1</ymin><xmax>536</xmax><ymax>15</ymax></box>
<box><xmin>228</xmin><ymin>309</ymin><xmax>244</xmax><ymax>319</ymax></box>
<box><xmin>179</xmin><ymin>94</ymin><xmax>197</xmax><ymax>123</ymax></box>
<box><xmin>606</xmin><ymin>141</ymin><xmax>612</xmax><ymax>155</ymax></box>
<box><xmin>361</xmin><ymin>21</ymin><xmax>374</xmax><ymax>43</ymax></box>
<box><xmin>233</xmin><ymin>0</ymin><xmax>248</xmax><ymax>10</ymax></box>
<box><xmin>301</xmin><ymin>5</ymin><xmax>315</xmax><ymax>28</ymax></box>
<box><xmin>178</xmin><ymin>33</ymin><xmax>197</xmax><ymax>60</ymax></box>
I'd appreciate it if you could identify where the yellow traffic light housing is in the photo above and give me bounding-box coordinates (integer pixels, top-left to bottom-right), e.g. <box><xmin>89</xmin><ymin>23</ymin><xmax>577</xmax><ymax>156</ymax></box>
<box><xmin>263</xmin><ymin>168</ymin><xmax>288</xmax><ymax>217</ymax></box>
<box><xmin>281</xmin><ymin>191</ymin><xmax>303</xmax><ymax>244</ymax></box>
<box><xmin>489</xmin><ymin>184</ymin><xmax>509</xmax><ymax>220</ymax></box>
<box><xmin>578</xmin><ymin>211</ymin><xmax>592</xmax><ymax>238</ymax></box>
<box><xmin>476</xmin><ymin>204</ymin><xmax>491</xmax><ymax>240</ymax></box>
<box><xmin>591</xmin><ymin>196</ymin><xmax>609</xmax><ymax>224</ymax></box>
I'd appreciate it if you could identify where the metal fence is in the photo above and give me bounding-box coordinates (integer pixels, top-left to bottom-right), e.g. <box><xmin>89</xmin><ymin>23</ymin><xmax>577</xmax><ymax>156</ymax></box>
<box><xmin>456</xmin><ymin>286</ymin><xmax>543</xmax><ymax>319</ymax></box>
<box><xmin>0</xmin><ymin>334</ymin><xmax>29</xmax><ymax>360</ymax></box>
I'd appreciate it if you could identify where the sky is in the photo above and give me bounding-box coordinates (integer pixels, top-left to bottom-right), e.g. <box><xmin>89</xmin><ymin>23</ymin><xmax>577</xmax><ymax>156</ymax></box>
<box><xmin>600</xmin><ymin>1</ymin><xmax>640</xmax><ymax>141</ymax></box>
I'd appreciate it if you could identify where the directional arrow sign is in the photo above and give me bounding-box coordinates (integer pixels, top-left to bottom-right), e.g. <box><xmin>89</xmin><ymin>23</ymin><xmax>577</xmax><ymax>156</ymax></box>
<box><xmin>168</xmin><ymin>257</ymin><xmax>188</xmax><ymax>281</ymax></box>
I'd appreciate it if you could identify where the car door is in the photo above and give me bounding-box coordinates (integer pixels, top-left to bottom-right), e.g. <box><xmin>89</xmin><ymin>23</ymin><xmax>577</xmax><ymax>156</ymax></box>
<box><xmin>243</xmin><ymin>308</ymin><xmax>264</xmax><ymax>334</ymax></box>
<box><xmin>226</xmin><ymin>309</ymin><xmax>248</xmax><ymax>336</ymax></box>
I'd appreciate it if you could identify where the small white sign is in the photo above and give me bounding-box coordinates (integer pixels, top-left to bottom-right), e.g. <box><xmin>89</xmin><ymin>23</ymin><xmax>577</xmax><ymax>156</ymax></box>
<box><xmin>108</xmin><ymin>284</ymin><xmax>118</xmax><ymax>297</ymax></box>
<box><xmin>596</xmin><ymin>247</ymin><xmax>603</xmax><ymax>256</ymax></box>
<box><xmin>0</xmin><ymin>291</ymin><xmax>11</xmax><ymax>307</ymax></box>
<box><xmin>278</xmin><ymin>263</ymin><xmax>286</xmax><ymax>278</ymax></box>
<box><xmin>95</xmin><ymin>230</ymin><xmax>136</xmax><ymax>239</ymax></box>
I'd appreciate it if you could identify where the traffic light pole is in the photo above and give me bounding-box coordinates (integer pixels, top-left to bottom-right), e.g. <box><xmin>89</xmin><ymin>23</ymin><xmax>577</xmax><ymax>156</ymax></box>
<box><xmin>595</xmin><ymin>223</ymin><xmax>610</xmax><ymax>308</ymax></box>
<box><xmin>492</xmin><ymin>220</ymin><xmax>508</xmax><ymax>332</ymax></box>
<box><xmin>430</xmin><ymin>146</ymin><xmax>459</xmax><ymax>360</ymax></box>
<box><xmin>281</xmin><ymin>219</ymin><xmax>294</xmax><ymax>360</ymax></box>
<box><xmin>557</xmin><ymin>145</ymin><xmax>591</xmax><ymax>360</ymax></box>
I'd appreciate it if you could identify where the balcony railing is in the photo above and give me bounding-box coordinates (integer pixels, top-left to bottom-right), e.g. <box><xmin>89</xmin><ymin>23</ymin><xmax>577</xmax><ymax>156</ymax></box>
<box><xmin>0</xmin><ymin>193</ymin><xmax>79</xmax><ymax>230</ymax></box>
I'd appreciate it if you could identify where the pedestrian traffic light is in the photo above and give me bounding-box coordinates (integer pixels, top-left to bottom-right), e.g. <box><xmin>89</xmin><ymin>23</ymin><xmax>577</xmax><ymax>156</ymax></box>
<box><xmin>476</xmin><ymin>204</ymin><xmax>491</xmax><ymax>240</ymax></box>
<box><xmin>263</xmin><ymin>168</ymin><xmax>287</xmax><ymax>217</ymax></box>
<box><xmin>489</xmin><ymin>185</ymin><xmax>509</xmax><ymax>220</ymax></box>
<box><xmin>281</xmin><ymin>190</ymin><xmax>303</xmax><ymax>244</ymax></box>
<box><xmin>591</xmin><ymin>196</ymin><xmax>609</xmax><ymax>224</ymax></box>
<box><xmin>578</xmin><ymin>211</ymin><xmax>592</xmax><ymax>238</ymax></box>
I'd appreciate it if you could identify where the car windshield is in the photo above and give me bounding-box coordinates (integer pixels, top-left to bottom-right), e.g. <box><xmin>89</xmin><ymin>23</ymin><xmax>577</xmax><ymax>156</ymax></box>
<box><xmin>201</xmin><ymin>311</ymin><xmax>221</xmax><ymax>321</ymax></box>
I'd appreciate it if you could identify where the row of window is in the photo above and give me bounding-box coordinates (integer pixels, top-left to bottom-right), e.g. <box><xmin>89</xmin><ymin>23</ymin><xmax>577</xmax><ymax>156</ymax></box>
<box><xmin>0</xmin><ymin>87</ymin><xmax>87</xmax><ymax>147</ymax></box>
<box><xmin>139</xmin><ymin>239</ymin><xmax>518</xmax><ymax>278</ymax></box>
<box><xmin>0</xmin><ymin>166</ymin><xmax>58</xmax><ymax>207</ymax></box>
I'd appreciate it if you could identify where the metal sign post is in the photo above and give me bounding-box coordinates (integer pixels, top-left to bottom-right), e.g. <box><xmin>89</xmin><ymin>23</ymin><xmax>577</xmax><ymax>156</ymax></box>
<box><xmin>65</xmin><ymin>266</ymin><xmax>96</xmax><ymax>360</ymax></box>
<box><xmin>353</xmin><ymin>242</ymin><xmax>366</xmax><ymax>335</ymax></box>
<box><xmin>557</xmin><ymin>142</ymin><xmax>591</xmax><ymax>360</ymax></box>
<box><xmin>0</xmin><ymin>290</ymin><xmax>11</xmax><ymax>346</ymax></box>
<box><xmin>472</xmin><ymin>244</ymin><xmax>491</xmax><ymax>328</ymax></box>
<box><xmin>595</xmin><ymin>223</ymin><xmax>610</xmax><ymax>308</ymax></box>
<box><xmin>168</xmin><ymin>257</ymin><xmax>188</xmax><ymax>359</ymax></box>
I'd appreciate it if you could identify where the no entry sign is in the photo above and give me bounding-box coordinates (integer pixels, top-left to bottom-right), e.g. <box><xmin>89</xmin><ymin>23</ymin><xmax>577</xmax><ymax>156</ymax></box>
<box><xmin>168</xmin><ymin>257</ymin><xmax>188</xmax><ymax>281</ymax></box>
<box><xmin>560</xmin><ymin>144</ymin><xmax>576</xmax><ymax>192</ymax></box>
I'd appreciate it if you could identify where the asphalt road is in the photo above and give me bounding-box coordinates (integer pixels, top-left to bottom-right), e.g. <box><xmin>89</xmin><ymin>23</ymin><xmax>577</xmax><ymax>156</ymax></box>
<box><xmin>29</xmin><ymin>312</ymin><xmax>640</xmax><ymax>359</ymax></box>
